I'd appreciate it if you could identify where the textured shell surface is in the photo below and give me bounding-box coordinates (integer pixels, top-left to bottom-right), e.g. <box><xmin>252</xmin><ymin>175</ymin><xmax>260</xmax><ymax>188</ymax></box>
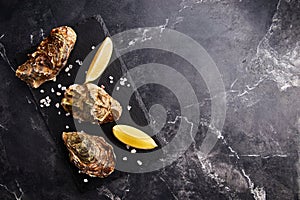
<box><xmin>61</xmin><ymin>83</ymin><xmax>122</xmax><ymax>124</ymax></box>
<box><xmin>16</xmin><ymin>26</ymin><xmax>77</xmax><ymax>88</ymax></box>
<box><xmin>62</xmin><ymin>131</ymin><xmax>116</xmax><ymax>178</ymax></box>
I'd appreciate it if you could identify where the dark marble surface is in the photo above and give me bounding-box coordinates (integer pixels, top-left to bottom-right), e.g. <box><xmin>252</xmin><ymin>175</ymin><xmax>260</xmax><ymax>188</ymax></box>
<box><xmin>0</xmin><ymin>0</ymin><xmax>300</xmax><ymax>199</ymax></box>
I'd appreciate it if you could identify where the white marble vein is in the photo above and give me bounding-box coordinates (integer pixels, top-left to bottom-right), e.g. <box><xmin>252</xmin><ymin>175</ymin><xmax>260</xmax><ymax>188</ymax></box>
<box><xmin>0</xmin><ymin>180</ymin><xmax>24</xmax><ymax>200</ymax></box>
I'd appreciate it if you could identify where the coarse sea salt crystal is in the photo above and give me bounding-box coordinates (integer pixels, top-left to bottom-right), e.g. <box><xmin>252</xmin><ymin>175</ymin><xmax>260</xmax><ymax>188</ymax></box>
<box><xmin>56</xmin><ymin>92</ymin><xmax>61</xmax><ymax>96</ymax></box>
<box><xmin>40</xmin><ymin>89</ymin><xmax>44</xmax><ymax>93</ymax></box>
<box><xmin>116</xmin><ymin>87</ymin><xmax>120</xmax><ymax>91</ymax></box>
<box><xmin>109</xmin><ymin>76</ymin><xmax>113</xmax><ymax>80</ymax></box>
<box><xmin>58</xmin><ymin>84</ymin><xmax>62</xmax><ymax>88</ymax></box>
<box><xmin>127</xmin><ymin>105</ymin><xmax>132</xmax><ymax>111</ymax></box>
<box><xmin>61</xmin><ymin>86</ymin><xmax>66</xmax><ymax>91</ymax></box>
<box><xmin>66</xmin><ymin>125</ymin><xmax>69</xmax><ymax>129</ymax></box>
<box><xmin>51</xmin><ymin>88</ymin><xmax>55</xmax><ymax>93</ymax></box>
<box><xmin>123</xmin><ymin>157</ymin><xmax>128</xmax><ymax>161</ymax></box>
<box><xmin>67</xmin><ymin>73</ymin><xmax>71</xmax><ymax>76</ymax></box>
<box><xmin>65</xmin><ymin>113</ymin><xmax>70</xmax><ymax>116</ymax></box>
<box><xmin>84</xmin><ymin>179</ymin><xmax>88</xmax><ymax>183</ymax></box>
<box><xmin>91</xmin><ymin>46</ymin><xmax>95</xmax><ymax>50</ymax></box>
<box><xmin>131</xmin><ymin>149</ymin><xmax>136</xmax><ymax>153</ymax></box>
<box><xmin>55</xmin><ymin>103</ymin><xmax>60</xmax><ymax>108</ymax></box>
<box><xmin>58</xmin><ymin>111</ymin><xmax>61</xmax><ymax>115</ymax></box>
<box><xmin>137</xmin><ymin>160</ymin><xmax>142</xmax><ymax>165</ymax></box>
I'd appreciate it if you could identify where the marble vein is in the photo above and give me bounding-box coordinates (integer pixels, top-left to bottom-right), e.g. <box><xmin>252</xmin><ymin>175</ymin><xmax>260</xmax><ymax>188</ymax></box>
<box><xmin>0</xmin><ymin>180</ymin><xmax>24</xmax><ymax>200</ymax></box>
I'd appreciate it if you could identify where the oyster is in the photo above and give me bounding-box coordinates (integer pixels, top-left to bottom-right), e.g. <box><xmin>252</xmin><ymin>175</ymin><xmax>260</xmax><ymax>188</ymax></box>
<box><xmin>62</xmin><ymin>131</ymin><xmax>116</xmax><ymax>178</ymax></box>
<box><xmin>61</xmin><ymin>83</ymin><xmax>122</xmax><ymax>124</ymax></box>
<box><xmin>16</xmin><ymin>26</ymin><xmax>77</xmax><ymax>88</ymax></box>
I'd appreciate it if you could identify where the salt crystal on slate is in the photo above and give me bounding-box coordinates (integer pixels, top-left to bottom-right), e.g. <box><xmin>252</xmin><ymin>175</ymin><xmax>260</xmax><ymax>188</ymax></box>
<box><xmin>131</xmin><ymin>149</ymin><xmax>136</xmax><ymax>154</ymax></box>
<box><xmin>56</xmin><ymin>92</ymin><xmax>61</xmax><ymax>96</ymax></box>
<box><xmin>109</xmin><ymin>76</ymin><xmax>113</xmax><ymax>80</ymax></box>
<box><xmin>51</xmin><ymin>88</ymin><xmax>55</xmax><ymax>93</ymax></box>
<box><xmin>67</xmin><ymin>73</ymin><xmax>71</xmax><ymax>76</ymax></box>
<box><xmin>127</xmin><ymin>105</ymin><xmax>132</xmax><ymax>111</ymax></box>
<box><xmin>137</xmin><ymin>160</ymin><xmax>142</xmax><ymax>165</ymax></box>
<box><xmin>83</xmin><ymin>179</ymin><xmax>88</xmax><ymax>183</ymax></box>
<box><xmin>66</xmin><ymin>125</ymin><xmax>69</xmax><ymax>129</ymax></box>
<box><xmin>58</xmin><ymin>84</ymin><xmax>62</xmax><ymax>88</ymax></box>
<box><xmin>65</xmin><ymin>113</ymin><xmax>70</xmax><ymax>116</ymax></box>
<box><xmin>123</xmin><ymin>157</ymin><xmax>128</xmax><ymax>161</ymax></box>
<box><xmin>91</xmin><ymin>46</ymin><xmax>95</xmax><ymax>50</ymax></box>
<box><xmin>55</xmin><ymin>103</ymin><xmax>59</xmax><ymax>108</ymax></box>
<box><xmin>116</xmin><ymin>87</ymin><xmax>120</xmax><ymax>91</ymax></box>
<box><xmin>40</xmin><ymin>89</ymin><xmax>44</xmax><ymax>93</ymax></box>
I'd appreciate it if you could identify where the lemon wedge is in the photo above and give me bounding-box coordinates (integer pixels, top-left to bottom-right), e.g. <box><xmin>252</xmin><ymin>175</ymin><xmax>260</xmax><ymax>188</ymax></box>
<box><xmin>85</xmin><ymin>37</ymin><xmax>113</xmax><ymax>83</ymax></box>
<box><xmin>112</xmin><ymin>125</ymin><xmax>158</xmax><ymax>150</ymax></box>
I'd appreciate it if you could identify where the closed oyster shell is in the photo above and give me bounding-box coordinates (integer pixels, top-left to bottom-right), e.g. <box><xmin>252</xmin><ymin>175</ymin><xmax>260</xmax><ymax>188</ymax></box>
<box><xmin>62</xmin><ymin>131</ymin><xmax>116</xmax><ymax>178</ymax></box>
<box><xmin>61</xmin><ymin>83</ymin><xmax>122</xmax><ymax>124</ymax></box>
<box><xmin>16</xmin><ymin>26</ymin><xmax>77</xmax><ymax>88</ymax></box>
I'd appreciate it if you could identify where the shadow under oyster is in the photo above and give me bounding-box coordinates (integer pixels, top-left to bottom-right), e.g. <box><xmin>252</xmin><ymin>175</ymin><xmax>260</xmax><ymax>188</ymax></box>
<box><xmin>61</xmin><ymin>83</ymin><xmax>122</xmax><ymax>124</ymax></box>
<box><xmin>62</xmin><ymin>131</ymin><xmax>116</xmax><ymax>178</ymax></box>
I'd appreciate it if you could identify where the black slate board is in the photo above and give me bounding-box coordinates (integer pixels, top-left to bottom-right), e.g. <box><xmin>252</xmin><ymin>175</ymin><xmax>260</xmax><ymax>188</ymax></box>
<box><xmin>13</xmin><ymin>17</ymin><xmax>151</xmax><ymax>192</ymax></box>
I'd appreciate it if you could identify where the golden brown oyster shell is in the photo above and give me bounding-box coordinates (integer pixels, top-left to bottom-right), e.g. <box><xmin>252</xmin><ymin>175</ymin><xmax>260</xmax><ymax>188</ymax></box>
<box><xmin>16</xmin><ymin>26</ymin><xmax>77</xmax><ymax>88</ymax></box>
<box><xmin>62</xmin><ymin>131</ymin><xmax>116</xmax><ymax>178</ymax></box>
<box><xmin>61</xmin><ymin>83</ymin><xmax>122</xmax><ymax>124</ymax></box>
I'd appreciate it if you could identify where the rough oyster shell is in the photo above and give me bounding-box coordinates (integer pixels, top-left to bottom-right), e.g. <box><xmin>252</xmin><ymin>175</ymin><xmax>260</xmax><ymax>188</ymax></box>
<box><xmin>16</xmin><ymin>26</ymin><xmax>77</xmax><ymax>88</ymax></box>
<box><xmin>61</xmin><ymin>83</ymin><xmax>122</xmax><ymax>124</ymax></box>
<box><xmin>62</xmin><ymin>131</ymin><xmax>116</xmax><ymax>178</ymax></box>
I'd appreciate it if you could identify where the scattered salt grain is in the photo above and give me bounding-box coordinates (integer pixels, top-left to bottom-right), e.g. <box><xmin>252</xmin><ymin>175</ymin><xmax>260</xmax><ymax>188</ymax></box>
<box><xmin>65</xmin><ymin>67</ymin><xmax>70</xmax><ymax>72</ymax></box>
<box><xmin>131</xmin><ymin>149</ymin><xmax>136</xmax><ymax>154</ymax></box>
<box><xmin>116</xmin><ymin>87</ymin><xmax>120</xmax><ymax>91</ymax></box>
<box><xmin>65</xmin><ymin>113</ymin><xmax>70</xmax><ymax>116</ymax></box>
<box><xmin>58</xmin><ymin>84</ymin><xmax>62</xmax><ymax>88</ymax></box>
<box><xmin>91</xmin><ymin>46</ymin><xmax>95</xmax><ymax>50</ymax></box>
<box><xmin>75</xmin><ymin>59</ymin><xmax>83</xmax><ymax>65</ymax></box>
<box><xmin>127</xmin><ymin>84</ymin><xmax>130</xmax><ymax>87</ymax></box>
<box><xmin>123</xmin><ymin>157</ymin><xmax>128</xmax><ymax>161</ymax></box>
<box><xmin>61</xmin><ymin>86</ymin><xmax>66</xmax><ymax>91</ymax></box>
<box><xmin>126</xmin><ymin>145</ymin><xmax>130</xmax><ymax>149</ymax></box>
<box><xmin>58</xmin><ymin>111</ymin><xmax>61</xmax><ymax>115</ymax></box>
<box><xmin>66</xmin><ymin>125</ymin><xmax>69</xmax><ymax>129</ymax></box>
<box><xmin>67</xmin><ymin>73</ymin><xmax>71</xmax><ymax>76</ymax></box>
<box><xmin>137</xmin><ymin>160</ymin><xmax>143</xmax><ymax>165</ymax></box>
<box><xmin>68</xmin><ymin>64</ymin><xmax>73</xmax><ymax>69</ymax></box>
<box><xmin>83</xmin><ymin>179</ymin><xmax>88</xmax><ymax>183</ymax></box>
<box><xmin>55</xmin><ymin>103</ymin><xmax>60</xmax><ymax>108</ymax></box>
<box><xmin>109</xmin><ymin>76</ymin><xmax>113</xmax><ymax>80</ymax></box>
<box><xmin>56</xmin><ymin>92</ymin><xmax>61</xmax><ymax>96</ymax></box>
<box><xmin>51</xmin><ymin>88</ymin><xmax>55</xmax><ymax>93</ymax></box>
<box><xmin>127</xmin><ymin>105</ymin><xmax>132</xmax><ymax>111</ymax></box>
<box><xmin>110</xmin><ymin>80</ymin><xmax>113</xmax><ymax>84</ymax></box>
<box><xmin>40</xmin><ymin>89</ymin><xmax>44</xmax><ymax>93</ymax></box>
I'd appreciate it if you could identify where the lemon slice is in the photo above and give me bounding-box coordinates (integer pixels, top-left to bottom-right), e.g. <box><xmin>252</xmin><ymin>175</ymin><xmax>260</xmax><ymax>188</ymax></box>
<box><xmin>112</xmin><ymin>125</ymin><xmax>158</xmax><ymax>150</ymax></box>
<box><xmin>85</xmin><ymin>37</ymin><xmax>113</xmax><ymax>83</ymax></box>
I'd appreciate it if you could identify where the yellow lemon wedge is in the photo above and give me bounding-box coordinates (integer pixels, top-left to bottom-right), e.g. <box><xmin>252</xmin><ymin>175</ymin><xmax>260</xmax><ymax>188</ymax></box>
<box><xmin>85</xmin><ymin>37</ymin><xmax>113</xmax><ymax>83</ymax></box>
<box><xmin>112</xmin><ymin>125</ymin><xmax>158</xmax><ymax>150</ymax></box>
